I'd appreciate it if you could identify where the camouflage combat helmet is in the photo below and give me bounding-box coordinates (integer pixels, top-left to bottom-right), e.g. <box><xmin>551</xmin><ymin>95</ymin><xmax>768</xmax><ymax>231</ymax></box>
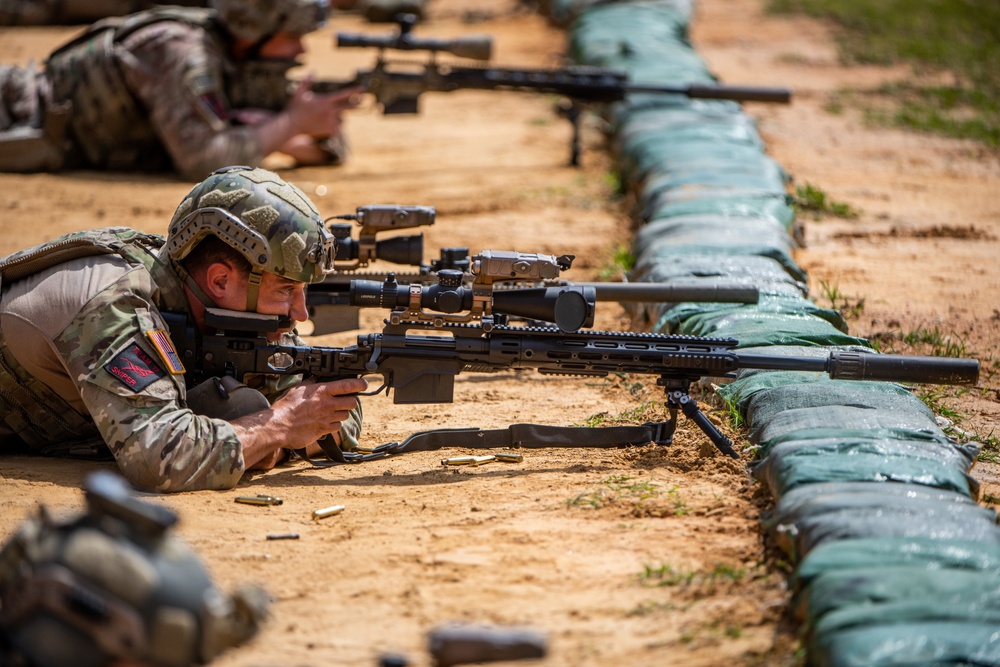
<box><xmin>0</xmin><ymin>471</ymin><xmax>269</xmax><ymax>667</ymax></box>
<box><xmin>166</xmin><ymin>165</ymin><xmax>336</xmax><ymax>310</ymax></box>
<box><xmin>210</xmin><ymin>0</ymin><xmax>329</xmax><ymax>42</ymax></box>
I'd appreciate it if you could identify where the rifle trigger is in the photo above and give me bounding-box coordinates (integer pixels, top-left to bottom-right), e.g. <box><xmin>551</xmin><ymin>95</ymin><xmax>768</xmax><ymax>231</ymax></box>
<box><xmin>365</xmin><ymin>339</ymin><xmax>382</xmax><ymax>372</ymax></box>
<box><xmin>359</xmin><ymin>380</ymin><xmax>389</xmax><ymax>397</ymax></box>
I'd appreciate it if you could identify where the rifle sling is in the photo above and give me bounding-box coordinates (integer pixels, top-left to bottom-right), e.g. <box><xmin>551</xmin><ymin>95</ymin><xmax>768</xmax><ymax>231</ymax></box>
<box><xmin>303</xmin><ymin>422</ymin><xmax>676</xmax><ymax>467</ymax></box>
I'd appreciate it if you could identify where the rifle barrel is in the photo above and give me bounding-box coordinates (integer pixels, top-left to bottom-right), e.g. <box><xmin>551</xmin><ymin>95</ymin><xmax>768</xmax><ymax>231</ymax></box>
<box><xmin>736</xmin><ymin>351</ymin><xmax>980</xmax><ymax>386</ymax></box>
<box><xmin>583</xmin><ymin>282</ymin><xmax>759</xmax><ymax>304</ymax></box>
<box><xmin>624</xmin><ymin>83</ymin><xmax>793</xmax><ymax>104</ymax></box>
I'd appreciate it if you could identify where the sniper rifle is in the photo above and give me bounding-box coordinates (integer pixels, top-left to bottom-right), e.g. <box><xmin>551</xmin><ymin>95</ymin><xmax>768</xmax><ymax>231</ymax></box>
<box><xmin>163</xmin><ymin>276</ymin><xmax>980</xmax><ymax>461</ymax></box>
<box><xmin>232</xmin><ymin>15</ymin><xmax>792</xmax><ymax>165</ymax></box>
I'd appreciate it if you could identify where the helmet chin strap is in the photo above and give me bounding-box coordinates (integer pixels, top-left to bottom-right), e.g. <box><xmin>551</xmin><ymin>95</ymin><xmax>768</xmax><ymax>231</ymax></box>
<box><xmin>166</xmin><ymin>256</ymin><xmax>217</xmax><ymax>311</ymax></box>
<box><xmin>246</xmin><ymin>268</ymin><xmax>264</xmax><ymax>311</ymax></box>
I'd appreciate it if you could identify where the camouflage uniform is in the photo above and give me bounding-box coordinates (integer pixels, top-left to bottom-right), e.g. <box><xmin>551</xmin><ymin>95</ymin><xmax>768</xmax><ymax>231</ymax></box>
<box><xmin>0</xmin><ymin>224</ymin><xmax>363</xmax><ymax>493</ymax></box>
<box><xmin>0</xmin><ymin>4</ymin><xmax>340</xmax><ymax>178</ymax></box>
<box><xmin>0</xmin><ymin>0</ymin><xmax>206</xmax><ymax>26</ymax></box>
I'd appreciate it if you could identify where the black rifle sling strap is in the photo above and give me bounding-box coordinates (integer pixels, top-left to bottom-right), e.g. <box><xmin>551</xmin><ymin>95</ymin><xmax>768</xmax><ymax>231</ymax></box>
<box><xmin>301</xmin><ymin>421</ymin><xmax>678</xmax><ymax>467</ymax></box>
<box><xmin>388</xmin><ymin>422</ymin><xmax>676</xmax><ymax>452</ymax></box>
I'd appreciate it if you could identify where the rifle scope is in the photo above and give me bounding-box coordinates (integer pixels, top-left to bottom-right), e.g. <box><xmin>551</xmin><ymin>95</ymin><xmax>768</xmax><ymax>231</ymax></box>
<box><xmin>328</xmin><ymin>223</ymin><xmax>424</xmax><ymax>267</ymax></box>
<box><xmin>336</xmin><ymin>14</ymin><xmax>493</xmax><ymax>61</ymax></box>
<box><xmin>350</xmin><ymin>271</ymin><xmax>597</xmax><ymax>332</ymax></box>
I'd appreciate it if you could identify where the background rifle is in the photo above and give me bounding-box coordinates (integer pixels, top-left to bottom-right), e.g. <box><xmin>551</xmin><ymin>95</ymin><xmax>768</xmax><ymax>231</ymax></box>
<box><xmin>235</xmin><ymin>15</ymin><xmax>792</xmax><ymax>166</ymax></box>
<box><xmin>332</xmin><ymin>15</ymin><xmax>793</xmax><ymax>165</ymax></box>
<box><xmin>164</xmin><ymin>289</ymin><xmax>980</xmax><ymax>460</ymax></box>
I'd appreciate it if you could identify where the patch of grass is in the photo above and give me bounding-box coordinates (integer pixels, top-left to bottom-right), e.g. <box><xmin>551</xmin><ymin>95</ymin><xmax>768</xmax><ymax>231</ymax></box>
<box><xmin>578</xmin><ymin>399</ymin><xmax>659</xmax><ymax>427</ymax></box>
<box><xmin>596</xmin><ymin>242</ymin><xmax>636</xmax><ymax>282</ymax></box>
<box><xmin>902</xmin><ymin>326</ymin><xmax>968</xmax><ymax>358</ymax></box>
<box><xmin>638</xmin><ymin>562</ymin><xmax>749</xmax><ymax>587</ymax></box>
<box><xmin>793</xmin><ymin>182</ymin><xmax>861</xmax><ymax>219</ymax></box>
<box><xmin>767</xmin><ymin>0</ymin><xmax>1000</xmax><ymax>147</ymax></box>
<box><xmin>602</xmin><ymin>169</ymin><xmax>624</xmax><ymax>197</ymax></box>
<box><xmin>625</xmin><ymin>600</ymin><xmax>683</xmax><ymax>617</ymax></box>
<box><xmin>818</xmin><ymin>279</ymin><xmax>866</xmax><ymax>319</ymax></box>
<box><xmin>916</xmin><ymin>386</ymin><xmax>964</xmax><ymax>424</ymax></box>
<box><xmin>981</xmin><ymin>493</ymin><xmax>1000</xmax><ymax>506</ymax></box>
<box><xmin>720</xmin><ymin>394</ymin><xmax>745</xmax><ymax>431</ymax></box>
<box><xmin>974</xmin><ymin>430</ymin><xmax>1000</xmax><ymax>464</ymax></box>
<box><xmin>567</xmin><ymin>474</ymin><xmax>660</xmax><ymax>510</ymax></box>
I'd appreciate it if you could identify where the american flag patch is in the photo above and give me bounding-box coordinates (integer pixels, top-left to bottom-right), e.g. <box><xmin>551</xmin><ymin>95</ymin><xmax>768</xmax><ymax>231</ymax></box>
<box><xmin>146</xmin><ymin>329</ymin><xmax>186</xmax><ymax>374</ymax></box>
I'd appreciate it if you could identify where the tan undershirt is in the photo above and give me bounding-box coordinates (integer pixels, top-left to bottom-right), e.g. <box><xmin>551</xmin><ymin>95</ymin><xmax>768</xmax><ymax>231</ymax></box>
<box><xmin>0</xmin><ymin>254</ymin><xmax>130</xmax><ymax>413</ymax></box>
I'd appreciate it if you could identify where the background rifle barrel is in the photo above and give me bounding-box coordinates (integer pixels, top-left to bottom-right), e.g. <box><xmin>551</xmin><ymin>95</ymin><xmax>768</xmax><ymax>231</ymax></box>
<box><xmin>583</xmin><ymin>282</ymin><xmax>759</xmax><ymax>304</ymax></box>
<box><xmin>627</xmin><ymin>83</ymin><xmax>792</xmax><ymax>104</ymax></box>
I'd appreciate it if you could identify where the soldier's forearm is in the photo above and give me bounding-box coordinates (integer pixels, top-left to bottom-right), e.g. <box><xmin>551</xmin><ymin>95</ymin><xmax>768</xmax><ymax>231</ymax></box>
<box><xmin>254</xmin><ymin>111</ymin><xmax>300</xmax><ymax>159</ymax></box>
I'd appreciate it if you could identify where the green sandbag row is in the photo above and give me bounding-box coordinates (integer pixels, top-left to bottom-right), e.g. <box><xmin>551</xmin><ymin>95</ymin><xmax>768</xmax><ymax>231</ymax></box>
<box><xmin>812</xmin><ymin>621</ymin><xmax>1000</xmax><ymax>667</ymax></box>
<box><xmin>640</xmin><ymin>159</ymin><xmax>789</xmax><ymax>219</ymax></box>
<box><xmin>756</xmin><ymin>436</ymin><xmax>981</xmax><ymax>504</ymax></box>
<box><xmin>644</xmin><ymin>192</ymin><xmax>796</xmax><ymax>229</ymax></box>
<box><xmin>761</xmin><ymin>482</ymin><xmax>999</xmax><ymax>562</ymax></box>
<box><xmin>799</xmin><ymin>563</ymin><xmax>1000</xmax><ymax>624</ymax></box>
<box><xmin>545</xmin><ymin>0</ymin><xmax>693</xmax><ymax>30</ymax></box>
<box><xmin>559</xmin><ymin>2</ymin><xmax>1000</xmax><ymax>664</ymax></box>
<box><xmin>794</xmin><ymin>536</ymin><xmax>1000</xmax><ymax>591</ymax></box>
<box><xmin>626</xmin><ymin>257</ymin><xmax>808</xmax><ymax>328</ymax></box>
<box><xmin>569</xmin><ymin>4</ymin><xmax>698</xmax><ymax>71</ymax></box>
<box><xmin>768</xmin><ymin>485</ymin><xmax>1000</xmax><ymax>662</ymax></box>
<box><xmin>634</xmin><ymin>215</ymin><xmax>806</xmax><ymax>287</ymax></box>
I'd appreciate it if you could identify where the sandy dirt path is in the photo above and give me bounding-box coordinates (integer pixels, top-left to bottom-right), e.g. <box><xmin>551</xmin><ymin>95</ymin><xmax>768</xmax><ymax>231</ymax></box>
<box><xmin>1</xmin><ymin>2</ymin><xmax>997</xmax><ymax>666</ymax></box>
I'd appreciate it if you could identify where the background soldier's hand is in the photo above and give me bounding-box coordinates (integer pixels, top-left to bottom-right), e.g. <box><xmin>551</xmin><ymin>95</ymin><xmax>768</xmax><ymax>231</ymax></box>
<box><xmin>286</xmin><ymin>78</ymin><xmax>363</xmax><ymax>139</ymax></box>
<box><xmin>276</xmin><ymin>134</ymin><xmax>337</xmax><ymax>165</ymax></box>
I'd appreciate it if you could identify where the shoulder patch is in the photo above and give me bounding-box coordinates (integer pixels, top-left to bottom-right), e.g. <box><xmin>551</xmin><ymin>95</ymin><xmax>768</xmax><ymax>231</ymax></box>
<box><xmin>185</xmin><ymin>65</ymin><xmax>228</xmax><ymax>129</ymax></box>
<box><xmin>104</xmin><ymin>341</ymin><xmax>166</xmax><ymax>392</ymax></box>
<box><xmin>146</xmin><ymin>329</ymin><xmax>186</xmax><ymax>374</ymax></box>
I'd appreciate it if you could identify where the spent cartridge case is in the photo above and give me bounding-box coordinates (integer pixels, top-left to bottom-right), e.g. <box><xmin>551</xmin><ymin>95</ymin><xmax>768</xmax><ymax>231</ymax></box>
<box><xmin>235</xmin><ymin>494</ymin><xmax>283</xmax><ymax>506</ymax></box>
<box><xmin>495</xmin><ymin>452</ymin><xmax>523</xmax><ymax>463</ymax></box>
<box><xmin>313</xmin><ymin>504</ymin><xmax>346</xmax><ymax>520</ymax></box>
<box><xmin>441</xmin><ymin>455</ymin><xmax>496</xmax><ymax>466</ymax></box>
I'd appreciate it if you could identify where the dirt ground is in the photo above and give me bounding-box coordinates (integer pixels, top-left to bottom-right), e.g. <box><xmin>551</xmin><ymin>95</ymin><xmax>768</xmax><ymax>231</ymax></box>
<box><xmin>1</xmin><ymin>1</ymin><xmax>998</xmax><ymax>666</ymax></box>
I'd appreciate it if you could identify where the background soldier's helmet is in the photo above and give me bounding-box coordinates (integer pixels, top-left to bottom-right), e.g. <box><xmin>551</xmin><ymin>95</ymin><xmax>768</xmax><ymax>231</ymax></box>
<box><xmin>210</xmin><ymin>0</ymin><xmax>329</xmax><ymax>42</ymax></box>
<box><xmin>166</xmin><ymin>165</ymin><xmax>336</xmax><ymax>299</ymax></box>
<box><xmin>0</xmin><ymin>471</ymin><xmax>269</xmax><ymax>667</ymax></box>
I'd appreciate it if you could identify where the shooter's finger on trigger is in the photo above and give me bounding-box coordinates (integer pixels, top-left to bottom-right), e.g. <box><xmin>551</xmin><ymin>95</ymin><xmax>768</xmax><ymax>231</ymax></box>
<box><xmin>329</xmin><ymin>85</ymin><xmax>365</xmax><ymax>107</ymax></box>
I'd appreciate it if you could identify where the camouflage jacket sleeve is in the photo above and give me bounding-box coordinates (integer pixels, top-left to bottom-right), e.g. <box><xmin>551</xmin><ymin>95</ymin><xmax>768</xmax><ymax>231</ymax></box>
<box><xmin>116</xmin><ymin>22</ymin><xmax>265</xmax><ymax>180</ymax></box>
<box><xmin>56</xmin><ymin>266</ymin><xmax>246</xmax><ymax>493</ymax></box>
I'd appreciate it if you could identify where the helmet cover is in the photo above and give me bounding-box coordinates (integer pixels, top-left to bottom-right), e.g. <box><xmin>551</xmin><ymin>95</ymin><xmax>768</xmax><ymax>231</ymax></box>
<box><xmin>210</xmin><ymin>0</ymin><xmax>329</xmax><ymax>42</ymax></box>
<box><xmin>167</xmin><ymin>165</ymin><xmax>336</xmax><ymax>286</ymax></box>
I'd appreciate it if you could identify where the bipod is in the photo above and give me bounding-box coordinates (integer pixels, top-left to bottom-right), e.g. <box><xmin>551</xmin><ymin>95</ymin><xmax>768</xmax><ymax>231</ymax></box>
<box><xmin>556</xmin><ymin>99</ymin><xmax>584</xmax><ymax>167</ymax></box>
<box><xmin>659</xmin><ymin>378</ymin><xmax>740</xmax><ymax>459</ymax></box>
